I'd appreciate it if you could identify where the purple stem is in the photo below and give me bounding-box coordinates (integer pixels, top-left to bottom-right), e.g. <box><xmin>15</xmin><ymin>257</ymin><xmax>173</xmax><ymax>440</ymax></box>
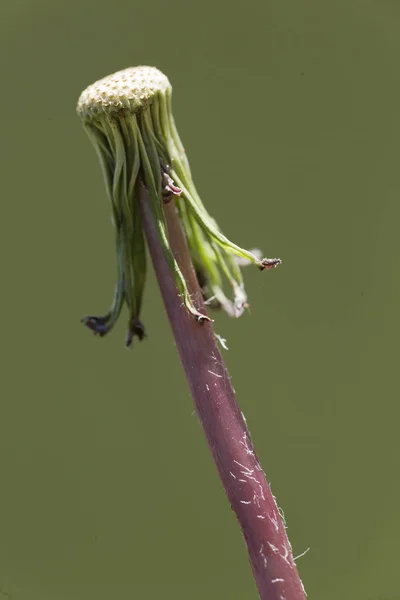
<box><xmin>139</xmin><ymin>186</ymin><xmax>307</xmax><ymax>600</ymax></box>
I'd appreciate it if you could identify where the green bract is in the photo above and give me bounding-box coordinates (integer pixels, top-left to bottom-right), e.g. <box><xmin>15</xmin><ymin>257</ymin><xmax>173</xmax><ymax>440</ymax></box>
<box><xmin>77</xmin><ymin>66</ymin><xmax>280</xmax><ymax>346</ymax></box>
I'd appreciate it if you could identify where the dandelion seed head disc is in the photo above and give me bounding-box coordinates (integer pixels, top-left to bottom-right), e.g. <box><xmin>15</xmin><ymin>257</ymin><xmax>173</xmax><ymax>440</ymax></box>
<box><xmin>77</xmin><ymin>66</ymin><xmax>171</xmax><ymax>122</ymax></box>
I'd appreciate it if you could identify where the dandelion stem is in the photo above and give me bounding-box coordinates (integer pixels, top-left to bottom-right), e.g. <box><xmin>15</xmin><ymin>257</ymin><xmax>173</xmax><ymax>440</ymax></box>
<box><xmin>139</xmin><ymin>183</ymin><xmax>306</xmax><ymax>600</ymax></box>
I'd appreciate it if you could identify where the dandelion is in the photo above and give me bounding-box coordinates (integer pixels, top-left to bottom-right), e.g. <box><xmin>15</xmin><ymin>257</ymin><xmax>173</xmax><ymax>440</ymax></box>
<box><xmin>75</xmin><ymin>68</ymin><xmax>307</xmax><ymax>600</ymax></box>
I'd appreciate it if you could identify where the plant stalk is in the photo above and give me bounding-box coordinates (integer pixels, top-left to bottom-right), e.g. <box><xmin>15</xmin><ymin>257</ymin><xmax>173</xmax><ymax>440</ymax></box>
<box><xmin>139</xmin><ymin>185</ymin><xmax>306</xmax><ymax>600</ymax></box>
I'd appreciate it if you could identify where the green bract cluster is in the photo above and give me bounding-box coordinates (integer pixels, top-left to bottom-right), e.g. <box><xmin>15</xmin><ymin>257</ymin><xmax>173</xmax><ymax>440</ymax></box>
<box><xmin>77</xmin><ymin>66</ymin><xmax>280</xmax><ymax>346</ymax></box>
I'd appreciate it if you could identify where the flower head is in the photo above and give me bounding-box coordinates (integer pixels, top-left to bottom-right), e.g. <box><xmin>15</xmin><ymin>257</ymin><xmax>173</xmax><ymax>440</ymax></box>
<box><xmin>77</xmin><ymin>66</ymin><xmax>280</xmax><ymax>346</ymax></box>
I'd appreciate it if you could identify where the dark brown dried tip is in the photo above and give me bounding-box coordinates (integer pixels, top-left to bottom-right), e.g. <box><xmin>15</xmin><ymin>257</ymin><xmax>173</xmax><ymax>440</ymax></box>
<box><xmin>125</xmin><ymin>318</ymin><xmax>146</xmax><ymax>348</ymax></box>
<box><xmin>259</xmin><ymin>258</ymin><xmax>282</xmax><ymax>271</ymax></box>
<box><xmin>196</xmin><ymin>313</ymin><xmax>214</xmax><ymax>325</ymax></box>
<box><xmin>81</xmin><ymin>315</ymin><xmax>110</xmax><ymax>336</ymax></box>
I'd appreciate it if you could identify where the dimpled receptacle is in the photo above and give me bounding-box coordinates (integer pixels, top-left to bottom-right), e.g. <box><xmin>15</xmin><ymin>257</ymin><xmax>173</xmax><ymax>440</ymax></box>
<box><xmin>77</xmin><ymin>66</ymin><xmax>171</xmax><ymax>122</ymax></box>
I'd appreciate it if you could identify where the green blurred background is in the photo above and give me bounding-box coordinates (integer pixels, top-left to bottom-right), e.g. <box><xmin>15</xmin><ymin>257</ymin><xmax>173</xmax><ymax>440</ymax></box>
<box><xmin>1</xmin><ymin>1</ymin><xmax>399</xmax><ymax>598</ymax></box>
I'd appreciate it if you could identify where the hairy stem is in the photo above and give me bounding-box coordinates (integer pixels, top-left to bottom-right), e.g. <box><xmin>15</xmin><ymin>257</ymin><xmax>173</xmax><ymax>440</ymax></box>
<box><xmin>139</xmin><ymin>184</ymin><xmax>306</xmax><ymax>600</ymax></box>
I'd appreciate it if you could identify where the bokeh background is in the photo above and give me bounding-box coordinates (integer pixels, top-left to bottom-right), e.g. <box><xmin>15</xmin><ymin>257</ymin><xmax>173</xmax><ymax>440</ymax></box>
<box><xmin>1</xmin><ymin>1</ymin><xmax>399</xmax><ymax>598</ymax></box>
